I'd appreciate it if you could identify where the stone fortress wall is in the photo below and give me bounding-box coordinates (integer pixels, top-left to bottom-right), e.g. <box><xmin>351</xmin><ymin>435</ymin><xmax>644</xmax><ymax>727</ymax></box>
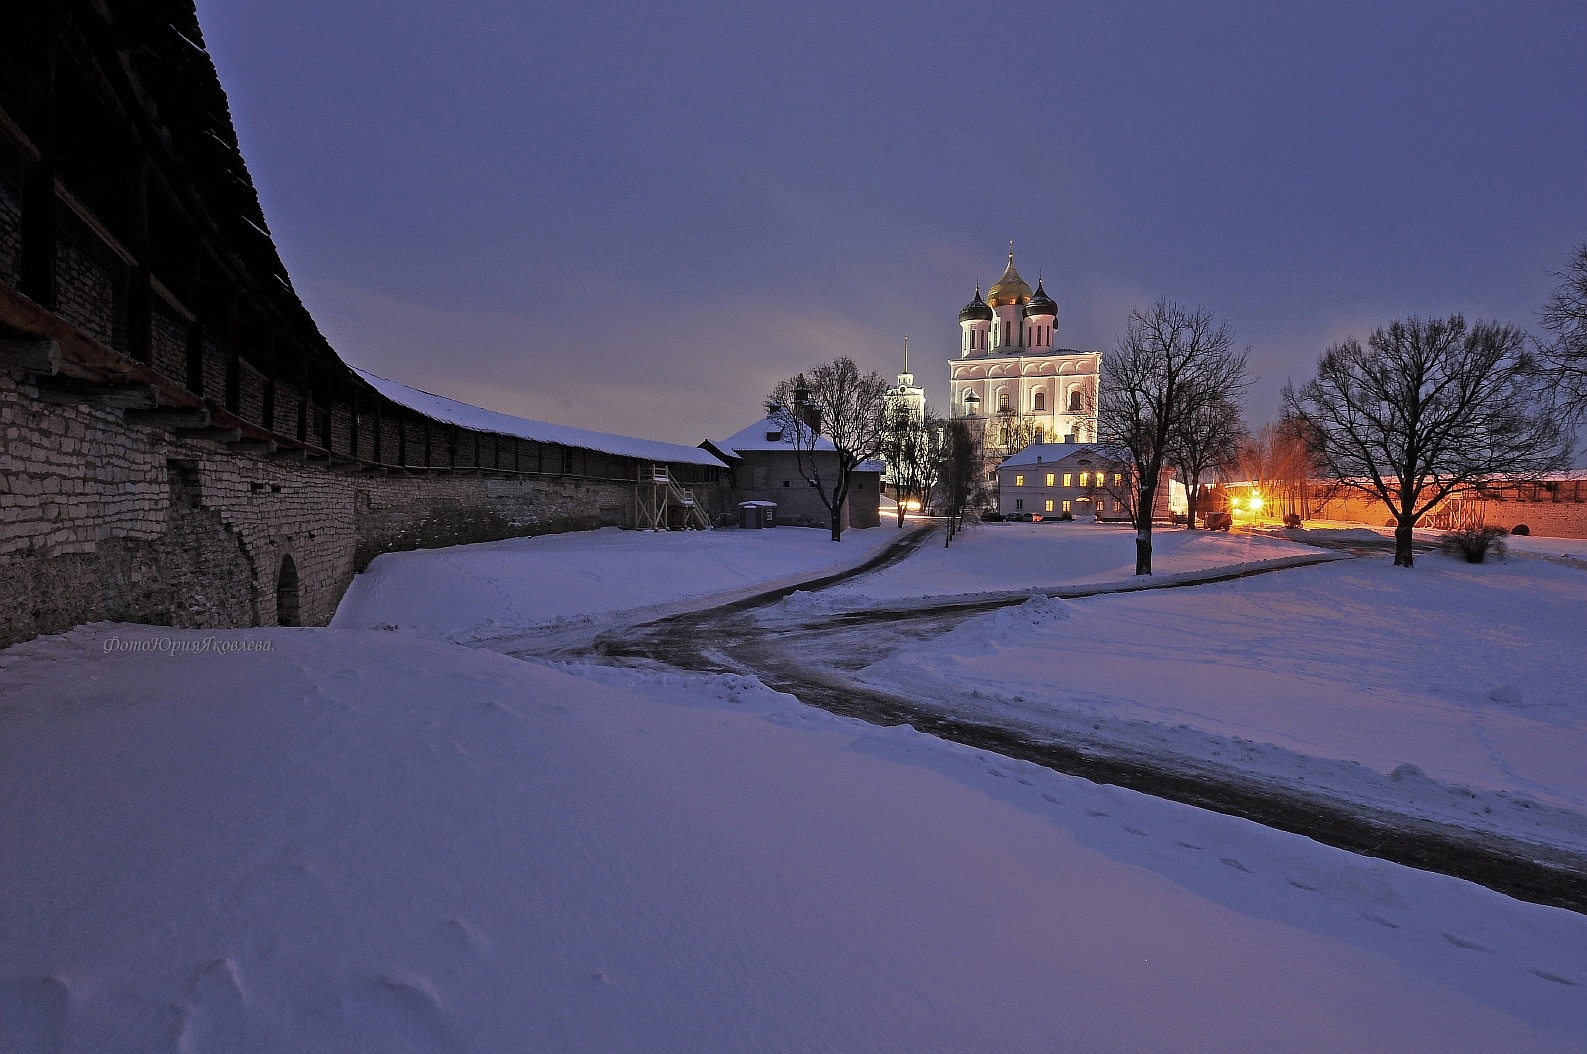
<box><xmin>0</xmin><ymin>3</ymin><xmax>723</xmax><ymax>648</ymax></box>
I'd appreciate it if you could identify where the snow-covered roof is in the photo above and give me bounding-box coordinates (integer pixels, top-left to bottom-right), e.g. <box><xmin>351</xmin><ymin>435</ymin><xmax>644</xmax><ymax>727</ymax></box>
<box><xmin>998</xmin><ymin>442</ymin><xmax>1121</xmax><ymax>468</ymax></box>
<box><xmin>716</xmin><ymin>416</ymin><xmax>837</xmax><ymax>455</ymax></box>
<box><xmin>714</xmin><ymin>417</ymin><xmax>885</xmax><ymax>473</ymax></box>
<box><xmin>354</xmin><ymin>368</ymin><xmax>726</xmax><ymax>468</ymax></box>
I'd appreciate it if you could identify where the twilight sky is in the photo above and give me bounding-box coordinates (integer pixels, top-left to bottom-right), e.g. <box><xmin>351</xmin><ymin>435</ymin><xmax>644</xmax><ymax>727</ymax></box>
<box><xmin>194</xmin><ymin>0</ymin><xmax>1587</xmax><ymax>451</ymax></box>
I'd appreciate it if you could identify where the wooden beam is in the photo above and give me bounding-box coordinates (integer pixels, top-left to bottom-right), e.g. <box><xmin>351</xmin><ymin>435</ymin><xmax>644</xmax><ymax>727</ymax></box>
<box><xmin>228</xmin><ymin>438</ymin><xmax>276</xmax><ymax>454</ymax></box>
<box><xmin>32</xmin><ymin>378</ymin><xmax>158</xmax><ymax>409</ymax></box>
<box><xmin>0</xmin><ymin>335</ymin><xmax>62</xmax><ymax>374</ymax></box>
<box><xmin>125</xmin><ymin>407</ymin><xmax>209</xmax><ymax>429</ymax></box>
<box><xmin>178</xmin><ymin>426</ymin><xmax>244</xmax><ymax>444</ymax></box>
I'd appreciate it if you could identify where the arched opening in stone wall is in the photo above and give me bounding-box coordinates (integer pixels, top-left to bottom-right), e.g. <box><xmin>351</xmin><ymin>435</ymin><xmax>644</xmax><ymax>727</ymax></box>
<box><xmin>276</xmin><ymin>555</ymin><xmax>301</xmax><ymax>627</ymax></box>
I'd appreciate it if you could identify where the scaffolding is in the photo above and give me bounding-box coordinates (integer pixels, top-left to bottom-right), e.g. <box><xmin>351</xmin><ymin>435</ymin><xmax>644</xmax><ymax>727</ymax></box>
<box><xmin>636</xmin><ymin>464</ymin><xmax>713</xmax><ymax>531</ymax></box>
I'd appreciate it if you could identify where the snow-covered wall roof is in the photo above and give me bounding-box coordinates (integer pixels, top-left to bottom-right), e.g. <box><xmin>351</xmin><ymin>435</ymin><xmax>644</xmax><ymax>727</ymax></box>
<box><xmin>354</xmin><ymin>369</ymin><xmax>726</xmax><ymax>468</ymax></box>
<box><xmin>716</xmin><ymin>416</ymin><xmax>837</xmax><ymax>454</ymax></box>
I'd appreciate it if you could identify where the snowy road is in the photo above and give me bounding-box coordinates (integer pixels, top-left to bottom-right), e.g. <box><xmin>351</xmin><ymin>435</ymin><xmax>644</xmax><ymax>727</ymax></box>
<box><xmin>593</xmin><ymin>531</ymin><xmax>1587</xmax><ymax>911</ymax></box>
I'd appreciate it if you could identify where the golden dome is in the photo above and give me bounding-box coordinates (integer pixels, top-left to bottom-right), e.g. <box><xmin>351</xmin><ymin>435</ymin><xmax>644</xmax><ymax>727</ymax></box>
<box><xmin>985</xmin><ymin>252</ymin><xmax>1032</xmax><ymax>307</ymax></box>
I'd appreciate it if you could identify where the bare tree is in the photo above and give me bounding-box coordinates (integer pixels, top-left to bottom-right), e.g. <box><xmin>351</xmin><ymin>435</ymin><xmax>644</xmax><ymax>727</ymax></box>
<box><xmin>767</xmin><ymin>357</ymin><xmax>890</xmax><ymax>542</ymax></box>
<box><xmin>1098</xmin><ymin>299</ymin><xmax>1249</xmax><ymax>574</ymax></box>
<box><xmin>1284</xmin><ymin>316</ymin><xmax>1571</xmax><ymax>567</ymax></box>
<box><xmin>880</xmin><ymin>403</ymin><xmax>949</xmax><ymax>527</ymax></box>
<box><xmin>1540</xmin><ymin>243</ymin><xmax>1587</xmax><ymax>418</ymax></box>
<box><xmin>938</xmin><ymin>420</ymin><xmax>983</xmax><ymax>547</ymax></box>
<box><xmin>1168</xmin><ymin>396</ymin><xmax>1246</xmax><ymax>529</ymax></box>
<box><xmin>1237</xmin><ymin>418</ymin><xmax>1319</xmax><ymax>523</ymax></box>
<box><xmin>991</xmin><ymin>407</ymin><xmax>1051</xmax><ymax>455</ymax></box>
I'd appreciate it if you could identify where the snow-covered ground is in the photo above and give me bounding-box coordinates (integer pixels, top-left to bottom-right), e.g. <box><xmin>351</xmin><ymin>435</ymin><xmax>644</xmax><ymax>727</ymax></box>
<box><xmin>333</xmin><ymin>525</ymin><xmax>901</xmax><ymax>642</ymax></box>
<box><xmin>859</xmin><ymin>548</ymin><xmax>1587</xmax><ymax>854</ymax></box>
<box><xmin>1285</xmin><ymin>519</ymin><xmax>1587</xmax><ymax>564</ymax></box>
<box><xmin>2</xmin><ymin>625</ymin><xmax>1584</xmax><ymax>1051</ymax></box>
<box><xmin>821</xmin><ymin>521</ymin><xmax>1325</xmax><ymax>604</ymax></box>
<box><xmin>5</xmin><ymin>525</ymin><xmax>1587</xmax><ymax>1050</ymax></box>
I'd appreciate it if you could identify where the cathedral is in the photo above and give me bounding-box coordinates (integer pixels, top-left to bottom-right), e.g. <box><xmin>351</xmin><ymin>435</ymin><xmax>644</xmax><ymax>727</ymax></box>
<box><xmin>948</xmin><ymin>250</ymin><xmax>1101</xmax><ymax>450</ymax></box>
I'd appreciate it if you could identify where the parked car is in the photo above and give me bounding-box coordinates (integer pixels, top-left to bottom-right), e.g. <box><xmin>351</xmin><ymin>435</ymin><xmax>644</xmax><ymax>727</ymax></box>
<box><xmin>1008</xmin><ymin>512</ymin><xmax>1043</xmax><ymax>522</ymax></box>
<box><xmin>1202</xmin><ymin>510</ymin><xmax>1233</xmax><ymax>531</ymax></box>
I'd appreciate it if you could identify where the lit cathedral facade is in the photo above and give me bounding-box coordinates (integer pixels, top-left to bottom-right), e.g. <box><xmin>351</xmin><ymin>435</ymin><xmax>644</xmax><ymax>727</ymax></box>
<box><xmin>948</xmin><ymin>251</ymin><xmax>1100</xmax><ymax>451</ymax></box>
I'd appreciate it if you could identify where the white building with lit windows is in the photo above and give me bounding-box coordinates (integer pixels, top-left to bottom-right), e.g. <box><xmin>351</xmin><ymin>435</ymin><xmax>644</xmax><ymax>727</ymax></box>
<box><xmin>997</xmin><ymin>443</ymin><xmax>1185</xmax><ymax>522</ymax></box>
<box><xmin>949</xmin><ymin>250</ymin><xmax>1101</xmax><ymax>451</ymax></box>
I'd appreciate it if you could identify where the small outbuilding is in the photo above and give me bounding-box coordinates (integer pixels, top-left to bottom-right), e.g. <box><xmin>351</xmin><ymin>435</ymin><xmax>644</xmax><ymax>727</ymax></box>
<box><xmin>702</xmin><ymin>417</ymin><xmax>881</xmax><ymax>530</ymax></box>
<box><xmin>738</xmin><ymin>501</ymin><xmax>778</xmax><ymax>529</ymax></box>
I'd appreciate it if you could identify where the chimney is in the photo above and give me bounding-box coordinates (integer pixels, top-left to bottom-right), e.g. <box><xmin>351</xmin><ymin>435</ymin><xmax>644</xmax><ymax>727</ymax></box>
<box><xmin>794</xmin><ymin>386</ymin><xmax>821</xmax><ymax>435</ymax></box>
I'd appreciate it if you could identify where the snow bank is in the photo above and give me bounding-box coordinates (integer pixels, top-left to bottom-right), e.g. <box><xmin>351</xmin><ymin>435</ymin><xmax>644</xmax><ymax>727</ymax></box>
<box><xmin>334</xmin><ymin>525</ymin><xmax>901</xmax><ymax>642</ymax></box>
<box><xmin>1</xmin><ymin>625</ymin><xmax>1583</xmax><ymax>1051</ymax></box>
<box><xmin>862</xmin><ymin>551</ymin><xmax>1587</xmax><ymax>853</ymax></box>
<box><xmin>825</xmin><ymin>521</ymin><xmax>1323</xmax><ymax>602</ymax></box>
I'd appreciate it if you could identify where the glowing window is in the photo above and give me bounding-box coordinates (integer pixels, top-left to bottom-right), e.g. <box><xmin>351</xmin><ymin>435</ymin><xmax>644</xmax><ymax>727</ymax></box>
<box><xmin>1045</xmin><ymin>499</ymin><xmax>1054</xmax><ymax>513</ymax></box>
<box><xmin>1079</xmin><ymin>471</ymin><xmax>1089</xmax><ymax>487</ymax></box>
<box><xmin>1015</xmin><ymin>474</ymin><xmax>1025</xmax><ymax>487</ymax></box>
<box><xmin>1063</xmin><ymin>500</ymin><xmax>1072</xmax><ymax>513</ymax></box>
<box><xmin>1113</xmin><ymin>473</ymin><xmax>1123</xmax><ymax>486</ymax></box>
<box><xmin>1045</xmin><ymin>473</ymin><xmax>1055</xmax><ymax>487</ymax></box>
<box><xmin>1063</xmin><ymin>473</ymin><xmax>1072</xmax><ymax>487</ymax></box>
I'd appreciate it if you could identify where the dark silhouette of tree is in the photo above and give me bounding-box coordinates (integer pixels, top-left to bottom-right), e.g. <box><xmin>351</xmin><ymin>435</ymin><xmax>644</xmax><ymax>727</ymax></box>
<box><xmin>767</xmin><ymin>357</ymin><xmax>889</xmax><ymax>542</ymax></box>
<box><xmin>1541</xmin><ymin>243</ymin><xmax>1587</xmax><ymax>418</ymax></box>
<box><xmin>881</xmin><ymin>403</ymin><xmax>948</xmax><ymax>527</ymax></box>
<box><xmin>1099</xmin><ymin>299</ymin><xmax>1248</xmax><ymax>574</ymax></box>
<box><xmin>1284</xmin><ymin>316</ymin><xmax>1571</xmax><ymax>567</ymax></box>
<box><xmin>939</xmin><ymin>420</ymin><xmax>984</xmax><ymax>547</ymax></box>
<box><xmin>1168</xmin><ymin>396</ymin><xmax>1246</xmax><ymax>529</ymax></box>
<box><xmin>1237</xmin><ymin>418</ymin><xmax>1321</xmax><ymax>524</ymax></box>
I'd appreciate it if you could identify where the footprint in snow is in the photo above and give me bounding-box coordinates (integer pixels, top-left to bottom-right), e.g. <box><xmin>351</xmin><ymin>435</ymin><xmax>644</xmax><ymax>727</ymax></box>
<box><xmin>1220</xmin><ymin>857</ymin><xmax>1253</xmax><ymax>874</ymax></box>
<box><xmin>986</xmin><ymin>768</ymin><xmax>1007</xmax><ymax>778</ymax></box>
<box><xmin>1041</xmin><ymin>793</ymin><xmax>1060</xmax><ymax>804</ymax></box>
<box><xmin>1530</xmin><ymin>969</ymin><xmax>1579</xmax><ymax>986</ymax></box>
<box><xmin>1123</xmin><ymin>826</ymin><xmax>1148</xmax><ymax>837</ymax></box>
<box><xmin>1285</xmin><ymin>877</ymin><xmax>1316</xmax><ymax>891</ymax></box>
<box><xmin>1086</xmin><ymin>809</ymin><xmax>1109</xmax><ymax>818</ymax></box>
<box><xmin>1177</xmin><ymin>841</ymin><xmax>1203</xmax><ymax>851</ymax></box>
<box><xmin>334</xmin><ymin>972</ymin><xmax>464</xmax><ymax>1053</ymax></box>
<box><xmin>1359</xmin><ymin>911</ymin><xmax>1399</xmax><ymax>929</ymax></box>
<box><xmin>1016</xmin><ymin>777</ymin><xmax>1034</xmax><ymax>786</ymax></box>
<box><xmin>1442</xmin><ymin>932</ymin><xmax>1494</xmax><ymax>952</ymax></box>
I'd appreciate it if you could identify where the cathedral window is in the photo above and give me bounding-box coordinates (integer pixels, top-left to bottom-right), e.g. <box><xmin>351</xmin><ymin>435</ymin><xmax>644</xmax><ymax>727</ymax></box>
<box><xmin>997</xmin><ymin>391</ymin><xmax>1010</xmax><ymax>411</ymax></box>
<box><xmin>1068</xmin><ymin>390</ymin><xmax>1082</xmax><ymax>412</ymax></box>
<box><xmin>1033</xmin><ymin>392</ymin><xmax>1045</xmax><ymax>412</ymax></box>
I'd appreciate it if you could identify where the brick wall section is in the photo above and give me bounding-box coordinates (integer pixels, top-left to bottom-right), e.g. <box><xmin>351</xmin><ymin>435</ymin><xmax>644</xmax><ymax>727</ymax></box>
<box><xmin>0</xmin><ymin>373</ymin><xmax>724</xmax><ymax>647</ymax></box>
<box><xmin>0</xmin><ymin>156</ymin><xmax>19</xmax><ymax>289</ymax></box>
<box><xmin>201</xmin><ymin>335</ymin><xmax>228</xmax><ymax>405</ymax></box>
<box><xmin>149</xmin><ymin>301</ymin><xmax>188</xmax><ymax>385</ymax></box>
<box><xmin>53</xmin><ymin>211</ymin><xmax>122</xmax><ymax>350</ymax></box>
<box><xmin>239</xmin><ymin>360</ymin><xmax>267</xmax><ymax>427</ymax></box>
<box><xmin>1312</xmin><ymin>490</ymin><xmax>1587</xmax><ymax>540</ymax></box>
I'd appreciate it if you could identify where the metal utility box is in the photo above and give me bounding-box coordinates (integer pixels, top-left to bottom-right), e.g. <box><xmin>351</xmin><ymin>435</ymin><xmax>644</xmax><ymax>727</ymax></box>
<box><xmin>738</xmin><ymin>501</ymin><xmax>778</xmax><ymax>529</ymax></box>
